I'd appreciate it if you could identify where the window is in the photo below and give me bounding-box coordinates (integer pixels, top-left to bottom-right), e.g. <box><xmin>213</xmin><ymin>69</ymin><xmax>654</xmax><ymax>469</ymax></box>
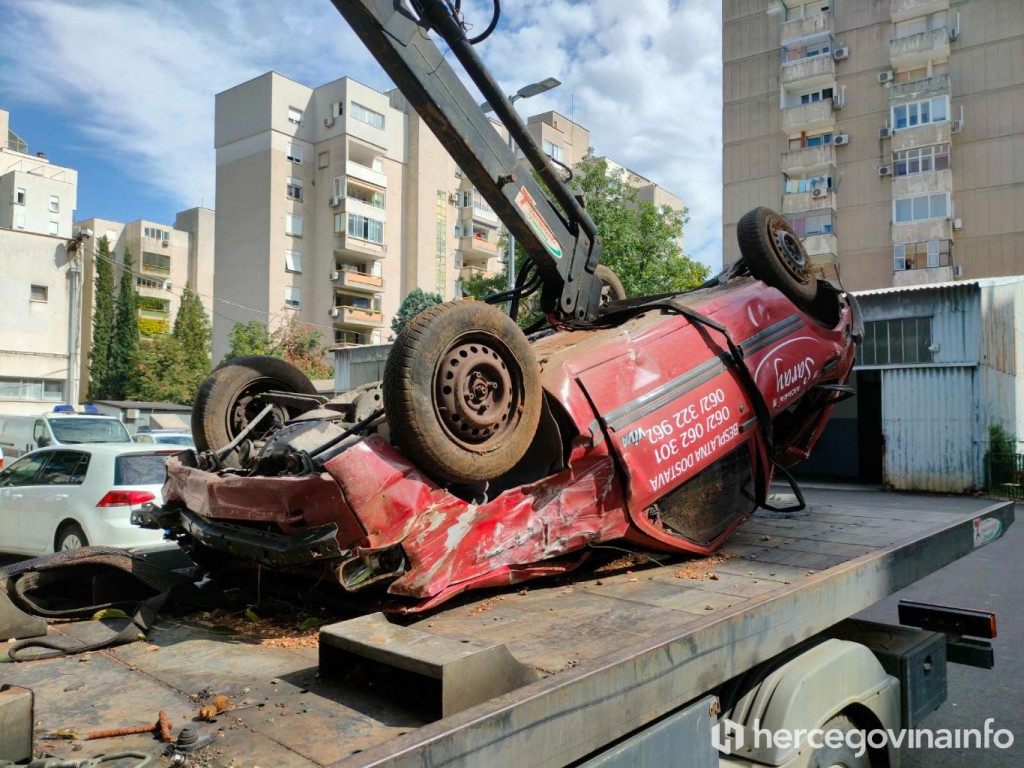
<box><xmin>784</xmin><ymin>174</ymin><xmax>831</xmax><ymax>194</ymax></box>
<box><xmin>786</xmin><ymin>211</ymin><xmax>834</xmax><ymax>236</ymax></box>
<box><xmin>48</xmin><ymin>195</ymin><xmax>59</xmax><ymax>213</ymax></box>
<box><xmin>797</xmin><ymin>86</ymin><xmax>834</xmax><ymax>105</ymax></box>
<box><xmin>48</xmin><ymin>220</ymin><xmax>59</xmax><ymax>236</ymax></box>
<box><xmin>542</xmin><ymin>139</ymin><xmax>564</xmax><ymax>162</ymax></box>
<box><xmin>792</xmin><ymin>132</ymin><xmax>834</xmax><ymax>150</ymax></box>
<box><xmin>287</xmin><ymin>143</ymin><xmax>303</xmax><ymax>164</ymax></box>
<box><xmin>462</xmin><ymin>188</ymin><xmax>494</xmax><ymax>215</ymax></box>
<box><xmin>285</xmin><ymin>249</ymin><xmax>302</xmax><ymax>273</ymax></box>
<box><xmin>286</xmin><ymin>177</ymin><xmax>303</xmax><ymax>201</ymax></box>
<box><xmin>285</xmin><ymin>214</ymin><xmax>303</xmax><ymax>237</ymax></box>
<box><xmin>114</xmin><ymin>454</ymin><xmax>167</xmax><ymax>485</ymax></box>
<box><xmin>143</xmin><ymin>226</ymin><xmax>170</xmax><ymax>242</ymax></box>
<box><xmin>15</xmin><ymin>187</ymin><xmax>25</xmax><ymax>205</ymax></box>
<box><xmin>0</xmin><ymin>378</ymin><xmax>63</xmax><ymax>401</ymax></box>
<box><xmin>335</xmin><ymin>329</ymin><xmax>366</xmax><ymax>345</ymax></box>
<box><xmin>136</xmin><ymin>276</ymin><xmax>163</xmax><ymax>288</ymax></box>
<box><xmin>0</xmin><ymin>454</ymin><xmax>46</xmax><ymax>487</ymax></box>
<box><xmin>893</xmin><ymin>144</ymin><xmax>950</xmax><ymax>176</ymax></box>
<box><xmin>782</xmin><ymin>34</ymin><xmax>831</xmax><ymax>63</ymax></box>
<box><xmin>344</xmin><ymin>179</ymin><xmax>385</xmax><ymax>208</ymax></box>
<box><xmin>892</xmin><ymin>96</ymin><xmax>949</xmax><ymax>130</ymax></box>
<box><xmin>287</xmin><ymin>106</ymin><xmax>303</xmax><ymax>125</ymax></box>
<box><xmin>785</xmin><ymin>2</ymin><xmax>830</xmax><ymax>21</ymax></box>
<box><xmin>285</xmin><ymin>286</ymin><xmax>301</xmax><ymax>309</ymax></box>
<box><xmin>142</xmin><ymin>251</ymin><xmax>171</xmax><ymax>272</ymax></box>
<box><xmin>858</xmin><ymin>317</ymin><xmax>933</xmax><ymax>366</ymax></box>
<box><xmin>346</xmin><ymin>213</ymin><xmax>384</xmax><ymax>243</ymax></box>
<box><xmin>351</xmin><ymin>102</ymin><xmax>385</xmax><ymax>130</ymax></box>
<box><xmin>894</xmin><ymin>193</ymin><xmax>948</xmax><ymax>223</ymax></box>
<box><xmin>30</xmin><ymin>285</ymin><xmax>48</xmax><ymax>303</ymax></box>
<box><xmin>38</xmin><ymin>451</ymin><xmax>90</xmax><ymax>485</ymax></box>
<box><xmin>318</xmin><ymin>151</ymin><xmax>330</xmax><ymax>169</ymax></box>
<box><xmin>893</xmin><ymin>240</ymin><xmax>950</xmax><ymax>271</ymax></box>
<box><xmin>893</xmin><ymin>11</ymin><xmax>947</xmax><ymax>40</ymax></box>
<box><xmin>331</xmin><ymin>101</ymin><xmax>344</xmax><ymax>119</ymax></box>
<box><xmin>15</xmin><ymin>213</ymin><xmax>25</xmax><ymax>230</ymax></box>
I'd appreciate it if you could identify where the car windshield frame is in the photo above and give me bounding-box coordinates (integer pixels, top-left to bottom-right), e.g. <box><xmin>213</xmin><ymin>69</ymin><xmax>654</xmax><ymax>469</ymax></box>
<box><xmin>47</xmin><ymin>417</ymin><xmax>131</xmax><ymax>444</ymax></box>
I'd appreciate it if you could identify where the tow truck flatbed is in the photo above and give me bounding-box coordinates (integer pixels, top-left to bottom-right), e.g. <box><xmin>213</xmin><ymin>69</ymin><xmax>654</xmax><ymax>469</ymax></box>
<box><xmin>1</xmin><ymin>489</ymin><xmax>1012</xmax><ymax>768</ymax></box>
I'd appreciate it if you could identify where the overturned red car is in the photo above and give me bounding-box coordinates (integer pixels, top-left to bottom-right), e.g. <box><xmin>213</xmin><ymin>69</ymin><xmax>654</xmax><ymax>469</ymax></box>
<box><xmin>141</xmin><ymin>208</ymin><xmax>860</xmax><ymax>612</ymax></box>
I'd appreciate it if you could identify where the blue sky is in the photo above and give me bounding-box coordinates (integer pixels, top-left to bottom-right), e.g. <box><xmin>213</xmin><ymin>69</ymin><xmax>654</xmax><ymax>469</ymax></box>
<box><xmin>0</xmin><ymin>0</ymin><xmax>723</xmax><ymax>270</ymax></box>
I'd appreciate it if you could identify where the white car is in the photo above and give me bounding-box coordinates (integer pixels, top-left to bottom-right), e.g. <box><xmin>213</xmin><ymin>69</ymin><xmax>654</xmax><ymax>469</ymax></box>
<box><xmin>0</xmin><ymin>443</ymin><xmax>174</xmax><ymax>555</ymax></box>
<box><xmin>134</xmin><ymin>430</ymin><xmax>195</xmax><ymax>448</ymax></box>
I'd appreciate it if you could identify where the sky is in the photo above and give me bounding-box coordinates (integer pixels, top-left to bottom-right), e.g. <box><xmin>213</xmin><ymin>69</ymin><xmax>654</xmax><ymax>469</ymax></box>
<box><xmin>0</xmin><ymin>0</ymin><xmax>724</xmax><ymax>271</ymax></box>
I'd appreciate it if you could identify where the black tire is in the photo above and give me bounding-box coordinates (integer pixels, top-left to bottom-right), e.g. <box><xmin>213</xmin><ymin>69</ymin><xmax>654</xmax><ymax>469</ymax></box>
<box><xmin>55</xmin><ymin>522</ymin><xmax>88</xmax><ymax>553</ymax></box>
<box><xmin>596</xmin><ymin>265</ymin><xmax>627</xmax><ymax>308</ymax></box>
<box><xmin>808</xmin><ymin>715</ymin><xmax>874</xmax><ymax>768</ymax></box>
<box><xmin>737</xmin><ymin>206</ymin><xmax>818</xmax><ymax>304</ymax></box>
<box><xmin>383</xmin><ymin>300</ymin><xmax>542</xmax><ymax>485</ymax></box>
<box><xmin>191</xmin><ymin>356</ymin><xmax>317</xmax><ymax>457</ymax></box>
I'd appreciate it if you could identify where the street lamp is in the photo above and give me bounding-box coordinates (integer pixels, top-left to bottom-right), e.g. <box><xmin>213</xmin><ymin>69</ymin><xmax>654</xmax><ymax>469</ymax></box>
<box><xmin>479</xmin><ymin>77</ymin><xmax>562</xmax><ymax>290</ymax></box>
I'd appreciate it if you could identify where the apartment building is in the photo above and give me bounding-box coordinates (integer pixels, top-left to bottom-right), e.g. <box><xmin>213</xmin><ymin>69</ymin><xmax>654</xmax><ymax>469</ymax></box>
<box><xmin>723</xmin><ymin>0</ymin><xmax>1024</xmax><ymax>291</ymax></box>
<box><xmin>75</xmin><ymin>209</ymin><xmax>215</xmax><ymax>388</ymax></box>
<box><xmin>0</xmin><ymin>108</ymin><xmax>78</xmax><ymax>414</ymax></box>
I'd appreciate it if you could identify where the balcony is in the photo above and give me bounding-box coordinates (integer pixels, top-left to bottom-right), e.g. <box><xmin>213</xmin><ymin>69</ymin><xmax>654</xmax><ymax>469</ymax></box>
<box><xmin>891</xmin><ymin>0</ymin><xmax>949</xmax><ymax>24</ymax></box>
<box><xmin>334</xmin><ymin>233</ymin><xmax>387</xmax><ymax>261</ymax></box>
<box><xmin>893</xmin><ymin>265</ymin><xmax>954</xmax><ymax>287</ymax></box>
<box><xmin>890</xmin><ymin>28</ymin><xmax>949</xmax><ymax>69</ymax></box>
<box><xmin>331</xmin><ymin>305</ymin><xmax>384</xmax><ymax>328</ymax></box>
<box><xmin>780</xmin><ymin>12</ymin><xmax>833</xmax><ymax>44</ymax></box>
<box><xmin>345</xmin><ymin>160</ymin><xmax>387</xmax><ymax>189</ymax></box>
<box><xmin>332</xmin><ymin>268</ymin><xmax>384</xmax><ymax>293</ymax></box>
<box><xmin>781</xmin><ymin>143</ymin><xmax>835</xmax><ymax>176</ymax></box>
<box><xmin>782</xmin><ymin>189</ymin><xmax>835</xmax><ymax>215</ymax></box>
<box><xmin>781</xmin><ymin>55</ymin><xmax>834</xmax><ymax>87</ymax></box>
<box><xmin>889</xmin><ymin>74</ymin><xmax>950</xmax><ymax>103</ymax></box>
<box><xmin>460</xmin><ymin>265</ymin><xmax>496</xmax><ymax>282</ymax></box>
<box><xmin>891</xmin><ymin>120</ymin><xmax>952</xmax><ymax>152</ymax></box>
<box><xmin>781</xmin><ymin>100</ymin><xmax>837</xmax><ymax>136</ymax></box>
<box><xmin>333</xmin><ymin>194</ymin><xmax>387</xmax><ymax>223</ymax></box>
<box><xmin>892</xmin><ymin>217</ymin><xmax>953</xmax><ymax>244</ymax></box>
<box><xmin>460</xmin><ymin>204</ymin><xmax>499</xmax><ymax>227</ymax></box>
<box><xmin>460</xmin><ymin>234</ymin><xmax>500</xmax><ymax>261</ymax></box>
<box><xmin>803</xmin><ymin>233</ymin><xmax>838</xmax><ymax>260</ymax></box>
<box><xmin>893</xmin><ymin>169</ymin><xmax>952</xmax><ymax>199</ymax></box>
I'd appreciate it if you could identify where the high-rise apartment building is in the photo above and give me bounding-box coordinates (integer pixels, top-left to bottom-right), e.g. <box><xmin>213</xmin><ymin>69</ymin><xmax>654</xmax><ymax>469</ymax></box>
<box><xmin>0</xmin><ymin>108</ymin><xmax>79</xmax><ymax>413</ymax></box>
<box><xmin>723</xmin><ymin>0</ymin><xmax>1024</xmax><ymax>291</ymax></box>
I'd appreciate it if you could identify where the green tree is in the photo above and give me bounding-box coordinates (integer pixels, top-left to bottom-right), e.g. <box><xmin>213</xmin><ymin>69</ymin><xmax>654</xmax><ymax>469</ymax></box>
<box><xmin>224</xmin><ymin>318</ymin><xmax>331</xmax><ymax>380</ymax></box>
<box><xmin>227</xmin><ymin>320</ymin><xmax>278</xmax><ymax>359</ymax></box>
<box><xmin>391</xmin><ymin>288</ymin><xmax>442</xmax><ymax>336</ymax></box>
<box><xmin>87</xmin><ymin>236</ymin><xmax>115</xmax><ymax>400</ymax></box>
<box><xmin>107</xmin><ymin>246</ymin><xmax>139</xmax><ymax>400</ymax></box>
<box><xmin>131</xmin><ymin>335</ymin><xmax>192</xmax><ymax>404</ymax></box>
<box><xmin>172</xmin><ymin>285</ymin><xmax>213</xmax><ymax>396</ymax></box>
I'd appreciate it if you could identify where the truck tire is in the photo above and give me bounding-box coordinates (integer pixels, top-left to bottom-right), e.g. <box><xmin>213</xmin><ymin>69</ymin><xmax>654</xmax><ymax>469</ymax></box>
<box><xmin>808</xmin><ymin>715</ymin><xmax>874</xmax><ymax>768</ymax></box>
<box><xmin>737</xmin><ymin>206</ymin><xmax>818</xmax><ymax>305</ymax></box>
<box><xmin>192</xmin><ymin>356</ymin><xmax>317</xmax><ymax>458</ymax></box>
<box><xmin>383</xmin><ymin>300</ymin><xmax>542</xmax><ymax>485</ymax></box>
<box><xmin>596</xmin><ymin>265</ymin><xmax>627</xmax><ymax>308</ymax></box>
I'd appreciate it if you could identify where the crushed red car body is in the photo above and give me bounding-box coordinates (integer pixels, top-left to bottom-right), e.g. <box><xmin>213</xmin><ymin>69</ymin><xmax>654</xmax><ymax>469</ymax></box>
<box><xmin>156</xmin><ymin>278</ymin><xmax>857</xmax><ymax>611</ymax></box>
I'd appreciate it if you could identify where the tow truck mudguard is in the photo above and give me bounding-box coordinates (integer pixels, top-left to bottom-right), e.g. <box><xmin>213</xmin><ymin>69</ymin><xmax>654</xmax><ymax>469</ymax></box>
<box><xmin>178</xmin><ymin>510</ymin><xmax>347</xmax><ymax>567</ymax></box>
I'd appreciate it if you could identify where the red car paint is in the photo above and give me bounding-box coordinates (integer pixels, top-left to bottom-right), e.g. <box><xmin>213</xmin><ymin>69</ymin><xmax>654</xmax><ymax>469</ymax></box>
<box><xmin>165</xmin><ymin>279</ymin><xmax>855</xmax><ymax>610</ymax></box>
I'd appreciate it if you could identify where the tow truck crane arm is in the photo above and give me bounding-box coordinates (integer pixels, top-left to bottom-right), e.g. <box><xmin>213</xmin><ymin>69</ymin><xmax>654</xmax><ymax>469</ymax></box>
<box><xmin>330</xmin><ymin>0</ymin><xmax>605</xmax><ymax>322</ymax></box>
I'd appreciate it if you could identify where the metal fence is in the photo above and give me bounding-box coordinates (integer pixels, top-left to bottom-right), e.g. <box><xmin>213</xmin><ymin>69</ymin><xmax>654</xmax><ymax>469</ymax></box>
<box><xmin>986</xmin><ymin>453</ymin><xmax>1024</xmax><ymax>500</ymax></box>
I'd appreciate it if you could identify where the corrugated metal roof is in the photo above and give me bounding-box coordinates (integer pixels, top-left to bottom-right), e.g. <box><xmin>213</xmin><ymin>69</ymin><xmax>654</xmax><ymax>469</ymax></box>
<box><xmin>854</xmin><ymin>276</ymin><xmax>1024</xmax><ymax>298</ymax></box>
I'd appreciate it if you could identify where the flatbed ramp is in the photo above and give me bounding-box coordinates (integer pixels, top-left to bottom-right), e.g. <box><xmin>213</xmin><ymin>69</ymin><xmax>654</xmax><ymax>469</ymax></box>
<box><xmin>1</xmin><ymin>490</ymin><xmax>1013</xmax><ymax>768</ymax></box>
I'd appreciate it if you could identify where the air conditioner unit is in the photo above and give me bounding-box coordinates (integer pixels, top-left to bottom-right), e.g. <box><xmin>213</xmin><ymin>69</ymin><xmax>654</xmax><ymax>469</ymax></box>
<box><xmin>878</xmin><ymin>127</ymin><xmax>892</xmax><ymax>139</ymax></box>
<box><xmin>833</xmin><ymin>47</ymin><xmax>849</xmax><ymax>61</ymax></box>
<box><xmin>951</xmin><ymin>119</ymin><xmax>963</xmax><ymax>133</ymax></box>
<box><xmin>329</xmin><ymin>307</ymin><xmax>340</xmax><ymax>318</ymax></box>
<box><xmin>954</xmin><ymin>265</ymin><xmax>963</xmax><ymax>277</ymax></box>
<box><xmin>163</xmin><ymin>280</ymin><xmax>172</xmax><ymax>290</ymax></box>
<box><xmin>329</xmin><ymin>270</ymin><xmax>340</xmax><ymax>281</ymax></box>
<box><xmin>949</xmin><ymin>24</ymin><xmax>960</xmax><ymax>41</ymax></box>
<box><xmin>811</xmin><ymin>187</ymin><xmax>827</xmax><ymax>198</ymax></box>
<box><xmin>448</xmin><ymin>192</ymin><xmax>459</xmax><ymax>204</ymax></box>
<box><xmin>953</xmin><ymin>217</ymin><xmax>963</xmax><ymax>230</ymax></box>
<box><xmin>161</xmin><ymin>240</ymin><xmax>169</xmax><ymax>247</ymax></box>
<box><xmin>324</xmin><ymin>117</ymin><xmax>335</xmax><ymax>128</ymax></box>
<box><xmin>877</xmin><ymin>71</ymin><xmax>894</xmax><ymax>84</ymax></box>
<box><xmin>834</xmin><ymin>134</ymin><xmax>849</xmax><ymax>146</ymax></box>
<box><xmin>832</xmin><ymin>95</ymin><xmax>845</xmax><ymax>110</ymax></box>
<box><xmin>878</xmin><ymin>165</ymin><xmax>892</xmax><ymax>176</ymax></box>
<box><xmin>330</xmin><ymin>196</ymin><xmax>343</xmax><ymax>207</ymax></box>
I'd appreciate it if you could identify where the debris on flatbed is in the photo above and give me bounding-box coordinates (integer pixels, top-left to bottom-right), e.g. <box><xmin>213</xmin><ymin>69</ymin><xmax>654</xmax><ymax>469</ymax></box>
<box><xmin>187</xmin><ymin>609</ymin><xmax>327</xmax><ymax>649</ymax></box>
<box><xmin>673</xmin><ymin>551</ymin><xmax>734</xmax><ymax>580</ymax></box>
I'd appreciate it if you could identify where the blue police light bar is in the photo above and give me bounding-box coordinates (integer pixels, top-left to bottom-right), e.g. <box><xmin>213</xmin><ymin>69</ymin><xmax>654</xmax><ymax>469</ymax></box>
<box><xmin>82</xmin><ymin>404</ymin><xmax>99</xmax><ymax>414</ymax></box>
<box><xmin>53</xmin><ymin>404</ymin><xmax>76</xmax><ymax>413</ymax></box>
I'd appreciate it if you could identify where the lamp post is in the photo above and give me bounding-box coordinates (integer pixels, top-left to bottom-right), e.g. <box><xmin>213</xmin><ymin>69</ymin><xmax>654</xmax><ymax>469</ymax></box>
<box><xmin>479</xmin><ymin>77</ymin><xmax>561</xmax><ymax>290</ymax></box>
<box><xmin>66</xmin><ymin>227</ymin><xmax>92</xmax><ymax>406</ymax></box>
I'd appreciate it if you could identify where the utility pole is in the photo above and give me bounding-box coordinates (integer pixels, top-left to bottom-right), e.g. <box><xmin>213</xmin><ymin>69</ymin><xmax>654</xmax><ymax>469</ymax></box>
<box><xmin>66</xmin><ymin>228</ymin><xmax>92</xmax><ymax>406</ymax></box>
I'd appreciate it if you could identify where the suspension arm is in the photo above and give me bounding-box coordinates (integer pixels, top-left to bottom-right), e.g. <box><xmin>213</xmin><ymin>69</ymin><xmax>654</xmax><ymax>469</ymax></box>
<box><xmin>331</xmin><ymin>0</ymin><xmax>603</xmax><ymax>321</ymax></box>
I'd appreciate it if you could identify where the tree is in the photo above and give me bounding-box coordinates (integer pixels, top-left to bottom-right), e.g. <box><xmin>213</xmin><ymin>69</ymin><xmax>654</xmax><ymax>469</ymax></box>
<box><xmin>227</xmin><ymin>320</ymin><xmax>278</xmax><ymax>359</ymax></box>
<box><xmin>172</xmin><ymin>285</ymin><xmax>213</xmax><ymax>396</ymax></box>
<box><xmin>87</xmin><ymin>236</ymin><xmax>115</xmax><ymax>400</ymax></box>
<box><xmin>391</xmin><ymin>288</ymin><xmax>442</xmax><ymax>336</ymax></box>
<box><xmin>224</xmin><ymin>318</ymin><xmax>331</xmax><ymax>380</ymax></box>
<box><xmin>107</xmin><ymin>246</ymin><xmax>139</xmax><ymax>400</ymax></box>
<box><xmin>131</xmin><ymin>335</ymin><xmax>192</xmax><ymax>404</ymax></box>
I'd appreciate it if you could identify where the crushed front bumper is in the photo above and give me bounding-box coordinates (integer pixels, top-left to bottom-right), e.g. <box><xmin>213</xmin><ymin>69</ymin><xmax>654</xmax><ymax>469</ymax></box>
<box><xmin>178</xmin><ymin>510</ymin><xmax>347</xmax><ymax>567</ymax></box>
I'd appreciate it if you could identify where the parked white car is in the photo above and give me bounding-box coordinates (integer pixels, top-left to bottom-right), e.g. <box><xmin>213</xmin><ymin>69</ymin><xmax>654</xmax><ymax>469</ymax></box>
<box><xmin>134</xmin><ymin>430</ymin><xmax>195</xmax><ymax>448</ymax></box>
<box><xmin>0</xmin><ymin>443</ymin><xmax>174</xmax><ymax>555</ymax></box>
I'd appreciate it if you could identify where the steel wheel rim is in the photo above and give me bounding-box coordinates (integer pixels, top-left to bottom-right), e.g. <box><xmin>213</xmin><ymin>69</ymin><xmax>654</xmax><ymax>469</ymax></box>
<box><xmin>434</xmin><ymin>333</ymin><xmax>521</xmax><ymax>453</ymax></box>
<box><xmin>768</xmin><ymin>217</ymin><xmax>811</xmax><ymax>284</ymax></box>
<box><xmin>226</xmin><ymin>378</ymin><xmax>290</xmax><ymax>442</ymax></box>
<box><xmin>61</xmin><ymin>534</ymin><xmax>83</xmax><ymax>550</ymax></box>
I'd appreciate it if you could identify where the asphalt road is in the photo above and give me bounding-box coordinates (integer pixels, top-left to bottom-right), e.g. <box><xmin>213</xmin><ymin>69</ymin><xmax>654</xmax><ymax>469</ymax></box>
<box><xmin>857</xmin><ymin>497</ymin><xmax>1023</xmax><ymax>766</ymax></box>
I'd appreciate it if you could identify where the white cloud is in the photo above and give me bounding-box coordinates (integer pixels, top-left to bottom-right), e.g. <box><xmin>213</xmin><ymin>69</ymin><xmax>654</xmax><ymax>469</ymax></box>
<box><xmin>0</xmin><ymin>0</ymin><xmax>723</xmax><ymax>269</ymax></box>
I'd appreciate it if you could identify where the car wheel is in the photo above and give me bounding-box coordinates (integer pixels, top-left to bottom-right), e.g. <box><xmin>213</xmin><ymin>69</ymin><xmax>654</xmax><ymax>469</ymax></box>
<box><xmin>808</xmin><ymin>715</ymin><xmax>876</xmax><ymax>768</ymax></box>
<box><xmin>737</xmin><ymin>206</ymin><xmax>818</xmax><ymax>305</ymax></box>
<box><xmin>383</xmin><ymin>300</ymin><xmax>543</xmax><ymax>485</ymax></box>
<box><xmin>596</xmin><ymin>265</ymin><xmax>627</xmax><ymax>308</ymax></box>
<box><xmin>56</xmin><ymin>522</ymin><xmax>89</xmax><ymax>552</ymax></box>
<box><xmin>191</xmin><ymin>356</ymin><xmax>318</xmax><ymax>460</ymax></box>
